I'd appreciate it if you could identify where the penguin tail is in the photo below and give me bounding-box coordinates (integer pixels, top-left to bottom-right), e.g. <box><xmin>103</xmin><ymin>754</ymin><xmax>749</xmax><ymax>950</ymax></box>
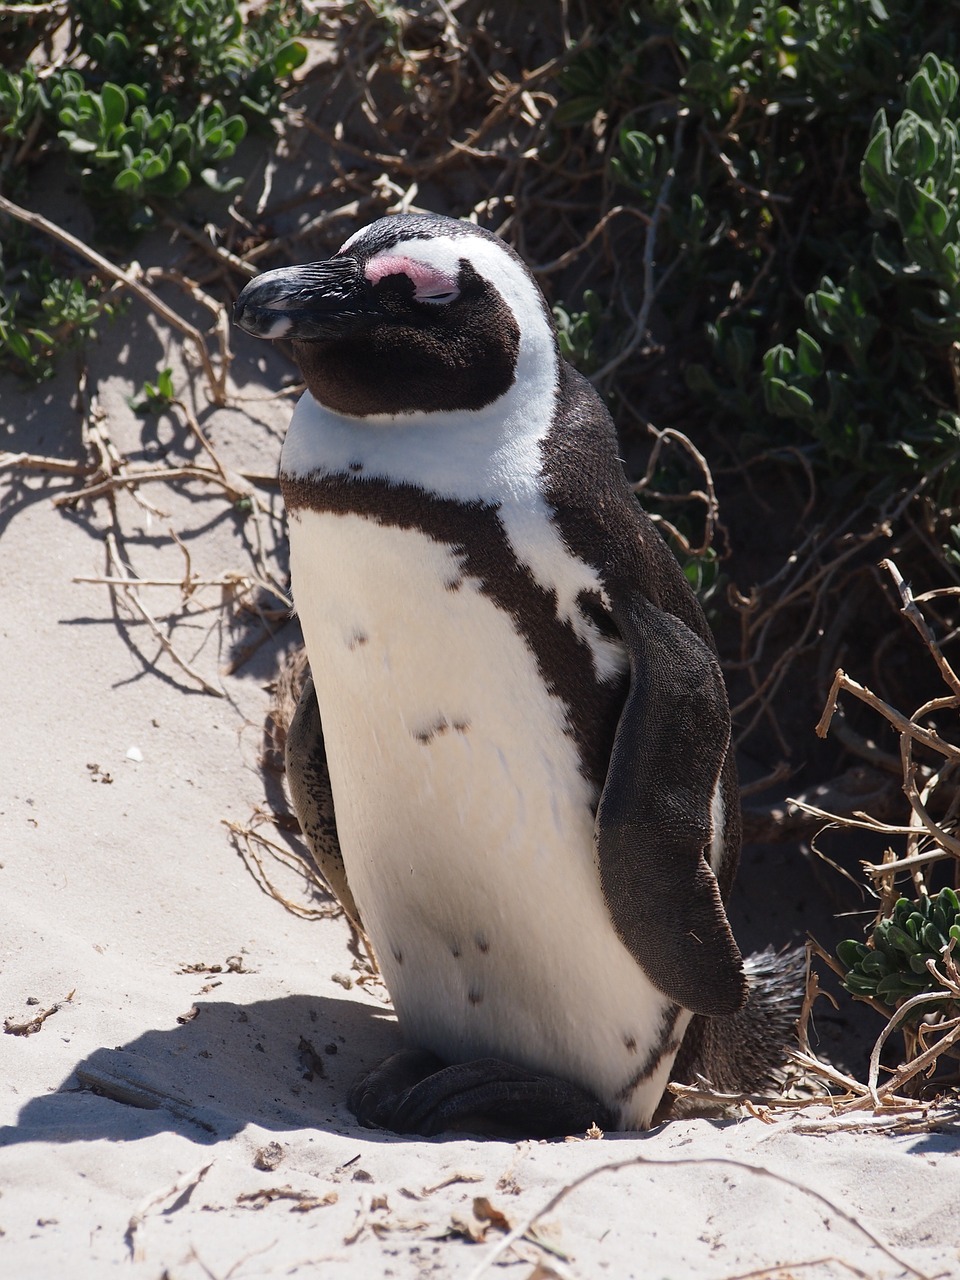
<box><xmin>667</xmin><ymin>945</ymin><xmax>806</xmax><ymax>1107</ymax></box>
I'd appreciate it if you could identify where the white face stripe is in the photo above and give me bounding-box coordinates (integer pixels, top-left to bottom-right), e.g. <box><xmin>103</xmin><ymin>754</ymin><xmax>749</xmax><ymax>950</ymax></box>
<box><xmin>339</xmin><ymin>223</ymin><xmax>374</xmax><ymax>252</ymax></box>
<box><xmin>363</xmin><ymin>252</ymin><xmax>460</xmax><ymax>300</ymax></box>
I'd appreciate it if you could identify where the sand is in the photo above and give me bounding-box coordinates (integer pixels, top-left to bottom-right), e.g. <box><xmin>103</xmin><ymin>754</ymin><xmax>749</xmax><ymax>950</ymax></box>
<box><xmin>2</xmin><ymin>282</ymin><xmax>959</xmax><ymax>1280</ymax></box>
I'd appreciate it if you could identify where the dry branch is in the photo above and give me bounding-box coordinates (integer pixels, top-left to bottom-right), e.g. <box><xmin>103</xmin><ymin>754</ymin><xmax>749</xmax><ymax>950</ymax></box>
<box><xmin>3</xmin><ymin>990</ymin><xmax>73</xmax><ymax>1036</ymax></box>
<box><xmin>464</xmin><ymin>1154</ymin><xmax>932</xmax><ymax>1280</ymax></box>
<box><xmin>882</xmin><ymin>557</ymin><xmax>960</xmax><ymax>700</ymax></box>
<box><xmin>0</xmin><ymin>192</ymin><xmax>228</xmax><ymax>403</ymax></box>
<box><xmin>803</xmin><ymin>559</ymin><xmax>960</xmax><ymax>1110</ymax></box>
<box><xmin>224</xmin><ymin>815</ymin><xmax>340</xmax><ymax>921</ymax></box>
<box><xmin>104</xmin><ymin>532</ymin><xmax>224</xmax><ymax>697</ymax></box>
<box><xmin>816</xmin><ymin>667</ymin><xmax>960</xmax><ymax>764</ymax></box>
<box><xmin>0</xmin><ymin>451</ymin><xmax>94</xmax><ymax>476</ymax></box>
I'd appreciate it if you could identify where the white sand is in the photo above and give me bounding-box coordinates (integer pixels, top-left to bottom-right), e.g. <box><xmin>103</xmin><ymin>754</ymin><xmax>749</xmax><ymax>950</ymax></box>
<box><xmin>2</xmin><ymin>310</ymin><xmax>958</xmax><ymax>1280</ymax></box>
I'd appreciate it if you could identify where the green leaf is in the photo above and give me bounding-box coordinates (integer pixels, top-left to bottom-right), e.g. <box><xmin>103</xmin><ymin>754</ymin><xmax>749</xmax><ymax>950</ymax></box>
<box><xmin>621</xmin><ymin>128</ymin><xmax>657</xmax><ymax>176</ymax></box>
<box><xmin>272</xmin><ymin>39</ymin><xmax>307</xmax><ymax>78</ymax></box>
<box><xmin>152</xmin><ymin>161</ymin><xmax>192</xmax><ymax>196</ymax></box>
<box><xmin>143</xmin><ymin>153</ymin><xmax>167</xmax><ymax>180</ymax></box>
<box><xmin>907</xmin><ymin>64</ymin><xmax>939</xmax><ymax>117</ymax></box>
<box><xmin>918</xmin><ymin>187</ymin><xmax>950</xmax><ymax>242</ymax></box>
<box><xmin>145</xmin><ymin>113</ymin><xmax>169</xmax><ymax>143</ymax></box>
<box><xmin>767</xmin><ymin>378</ymin><xmax>814</xmax><ymax>417</ymax></box>
<box><xmin>101</xmin><ymin>82</ymin><xmax>127</xmax><ymax>131</ymax></box>
<box><xmin>223</xmin><ymin>116</ymin><xmax>246</xmax><ymax>143</ymax></box>
<box><xmin>843</xmin><ymin>972</ymin><xmax>880</xmax><ymax>997</ymax></box>
<box><xmin>6</xmin><ymin>330</ymin><xmax>32</xmax><ymax>360</ymax></box>
<box><xmin>554</xmin><ymin>96</ymin><xmax>603</xmax><ymax>127</ymax></box>
<box><xmin>861</xmin><ymin>114</ymin><xmax>894</xmax><ymax>212</ymax></box>
<box><xmin>763</xmin><ymin>343</ymin><xmax>797</xmax><ymax>378</ymax></box>
<box><xmin>859</xmin><ymin>951</ymin><xmax>892</xmax><ymax>977</ymax></box>
<box><xmin>881</xmin><ymin>923</ymin><xmax>924</xmax><ymax>956</ymax></box>
<box><xmin>725</xmin><ymin>326</ymin><xmax>755</xmax><ymax>382</ymax></box>
<box><xmin>895</xmin><ymin>181</ymin><xmax>925</xmax><ymax>239</ymax></box>
<box><xmin>156</xmin><ymin>367</ymin><xmax>175</xmax><ymax>399</ymax></box>
<box><xmin>169</xmin><ymin>160</ymin><xmax>193</xmax><ymax>193</ymax></box>
<box><xmin>914</xmin><ymin>118</ymin><xmax>939</xmax><ymax>172</ymax></box>
<box><xmin>795</xmin><ymin>330</ymin><xmax>823</xmax><ymax>377</ymax></box>
<box><xmin>922</xmin><ymin>921</ymin><xmax>947</xmax><ymax>952</ymax></box>
<box><xmin>169</xmin><ymin>124</ymin><xmax>192</xmax><ymax>155</ymax></box>
<box><xmin>113</xmin><ymin>168</ymin><xmax>142</xmax><ymax>192</ymax></box>
<box><xmin>837</xmin><ymin>939</ymin><xmax>869</xmax><ymax>969</ymax></box>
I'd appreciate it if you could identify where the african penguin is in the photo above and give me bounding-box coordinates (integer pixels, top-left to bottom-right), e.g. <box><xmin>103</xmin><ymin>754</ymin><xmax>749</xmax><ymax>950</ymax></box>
<box><xmin>235</xmin><ymin>212</ymin><xmax>801</xmax><ymax>1137</ymax></box>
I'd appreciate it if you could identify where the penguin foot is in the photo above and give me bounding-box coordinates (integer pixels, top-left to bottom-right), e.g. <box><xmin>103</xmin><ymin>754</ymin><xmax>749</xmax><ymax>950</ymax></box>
<box><xmin>349</xmin><ymin>1049</ymin><xmax>615</xmax><ymax>1138</ymax></box>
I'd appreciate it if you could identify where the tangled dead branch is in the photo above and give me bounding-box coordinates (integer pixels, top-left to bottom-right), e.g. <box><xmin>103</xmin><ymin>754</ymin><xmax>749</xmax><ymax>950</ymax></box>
<box><xmin>815</xmin><ymin>560</ymin><xmax>960</xmax><ymax>893</ymax></box>
<box><xmin>3</xmin><ymin>365</ymin><xmax>289</xmax><ymax>696</ymax></box>
<box><xmin>792</xmin><ymin>559</ymin><xmax>960</xmax><ymax>1113</ymax></box>
<box><xmin>224</xmin><ymin>810</ymin><xmax>341</xmax><ymax>923</ymax></box>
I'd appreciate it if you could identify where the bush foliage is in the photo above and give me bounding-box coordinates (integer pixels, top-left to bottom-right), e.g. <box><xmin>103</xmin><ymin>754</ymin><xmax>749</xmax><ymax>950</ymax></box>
<box><xmin>0</xmin><ymin>0</ymin><xmax>313</xmax><ymax>377</ymax></box>
<box><xmin>839</xmin><ymin>887</ymin><xmax>960</xmax><ymax>1012</ymax></box>
<box><xmin>555</xmin><ymin>4</ymin><xmax>960</xmax><ymax>538</ymax></box>
<box><xmin>5</xmin><ymin>0</ymin><xmax>960</xmax><ymax>523</ymax></box>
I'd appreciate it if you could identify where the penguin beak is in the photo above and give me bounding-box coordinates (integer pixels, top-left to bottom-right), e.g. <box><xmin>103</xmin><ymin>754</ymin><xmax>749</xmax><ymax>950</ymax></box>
<box><xmin>234</xmin><ymin>257</ymin><xmax>378</xmax><ymax>341</ymax></box>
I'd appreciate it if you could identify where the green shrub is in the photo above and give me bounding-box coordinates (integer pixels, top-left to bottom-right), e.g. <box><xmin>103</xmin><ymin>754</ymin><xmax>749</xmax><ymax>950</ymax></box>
<box><xmin>762</xmin><ymin>54</ymin><xmax>960</xmax><ymax>489</ymax></box>
<box><xmin>0</xmin><ymin>0</ymin><xmax>313</xmax><ymax>377</ymax></box>
<box><xmin>838</xmin><ymin>887</ymin><xmax>960</xmax><ymax>1015</ymax></box>
<box><xmin>556</xmin><ymin>2</ymin><xmax>960</xmax><ymax>547</ymax></box>
<box><xmin>0</xmin><ymin>234</ymin><xmax>122</xmax><ymax>380</ymax></box>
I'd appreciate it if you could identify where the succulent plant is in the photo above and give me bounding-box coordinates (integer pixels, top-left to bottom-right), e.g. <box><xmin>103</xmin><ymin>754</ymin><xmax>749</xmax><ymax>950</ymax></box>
<box><xmin>838</xmin><ymin>887</ymin><xmax>960</xmax><ymax>1013</ymax></box>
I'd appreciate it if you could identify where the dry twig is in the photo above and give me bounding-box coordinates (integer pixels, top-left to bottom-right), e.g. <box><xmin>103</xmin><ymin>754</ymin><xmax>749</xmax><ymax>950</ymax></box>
<box><xmin>464</xmin><ymin>1154</ymin><xmax>931</xmax><ymax>1280</ymax></box>
<box><xmin>3</xmin><ymin>989</ymin><xmax>74</xmax><ymax>1036</ymax></box>
<box><xmin>223</xmin><ymin>814</ymin><xmax>341</xmax><ymax>921</ymax></box>
<box><xmin>103</xmin><ymin>531</ymin><xmax>224</xmax><ymax>697</ymax></box>
<box><xmin>125</xmin><ymin>1161</ymin><xmax>214</xmax><ymax>1261</ymax></box>
<box><xmin>800</xmin><ymin>559</ymin><xmax>960</xmax><ymax>1109</ymax></box>
<box><xmin>0</xmin><ymin>193</ymin><xmax>228</xmax><ymax>403</ymax></box>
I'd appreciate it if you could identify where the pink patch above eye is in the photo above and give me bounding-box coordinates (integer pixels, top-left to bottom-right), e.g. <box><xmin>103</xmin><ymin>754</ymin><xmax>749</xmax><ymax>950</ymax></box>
<box><xmin>364</xmin><ymin>253</ymin><xmax>458</xmax><ymax>297</ymax></box>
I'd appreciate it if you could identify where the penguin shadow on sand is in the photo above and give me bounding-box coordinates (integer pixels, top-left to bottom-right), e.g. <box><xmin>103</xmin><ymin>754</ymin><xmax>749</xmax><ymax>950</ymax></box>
<box><xmin>0</xmin><ymin>991</ymin><xmax>788</xmax><ymax>1152</ymax></box>
<box><xmin>0</xmin><ymin>991</ymin><xmax>407</xmax><ymax>1150</ymax></box>
<box><xmin>4</xmin><ymin>989</ymin><xmax>957</xmax><ymax>1157</ymax></box>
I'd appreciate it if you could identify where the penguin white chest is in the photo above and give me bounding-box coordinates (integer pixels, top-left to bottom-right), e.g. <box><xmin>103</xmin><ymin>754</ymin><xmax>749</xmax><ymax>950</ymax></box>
<box><xmin>289</xmin><ymin>508</ymin><xmax>687</xmax><ymax>1127</ymax></box>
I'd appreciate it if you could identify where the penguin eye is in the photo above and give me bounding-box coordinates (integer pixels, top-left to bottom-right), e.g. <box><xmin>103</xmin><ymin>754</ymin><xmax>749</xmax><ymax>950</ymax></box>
<box><xmin>416</xmin><ymin>286</ymin><xmax>460</xmax><ymax>305</ymax></box>
<box><xmin>364</xmin><ymin>252</ymin><xmax>461</xmax><ymax>307</ymax></box>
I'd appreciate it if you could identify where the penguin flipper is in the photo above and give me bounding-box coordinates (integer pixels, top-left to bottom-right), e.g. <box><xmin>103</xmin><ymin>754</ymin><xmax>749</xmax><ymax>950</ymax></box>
<box><xmin>597</xmin><ymin>595</ymin><xmax>747</xmax><ymax>1017</ymax></box>
<box><xmin>286</xmin><ymin>671</ymin><xmax>363</xmax><ymax>931</ymax></box>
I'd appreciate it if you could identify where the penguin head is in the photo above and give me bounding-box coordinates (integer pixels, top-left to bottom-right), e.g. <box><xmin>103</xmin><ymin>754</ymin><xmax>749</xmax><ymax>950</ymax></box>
<box><xmin>235</xmin><ymin>213</ymin><xmax>557</xmax><ymax>418</ymax></box>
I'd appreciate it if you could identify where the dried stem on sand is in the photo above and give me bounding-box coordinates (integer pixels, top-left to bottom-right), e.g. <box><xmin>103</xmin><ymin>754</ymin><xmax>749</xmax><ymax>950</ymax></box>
<box><xmin>792</xmin><ymin>559</ymin><xmax>960</xmax><ymax>1117</ymax></box>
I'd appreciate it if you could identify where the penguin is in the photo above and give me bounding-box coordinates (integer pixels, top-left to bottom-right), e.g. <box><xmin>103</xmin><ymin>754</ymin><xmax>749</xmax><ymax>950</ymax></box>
<box><xmin>234</xmin><ymin>212</ymin><xmax>801</xmax><ymax>1137</ymax></box>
